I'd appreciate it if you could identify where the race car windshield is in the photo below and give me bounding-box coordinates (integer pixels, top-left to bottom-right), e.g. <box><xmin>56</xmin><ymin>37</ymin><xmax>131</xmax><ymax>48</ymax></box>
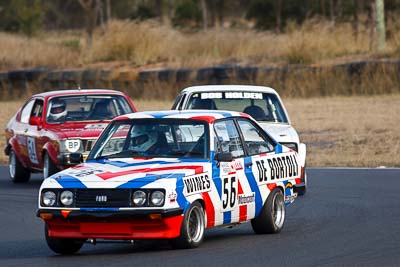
<box><xmin>46</xmin><ymin>95</ymin><xmax>134</xmax><ymax>123</ymax></box>
<box><xmin>186</xmin><ymin>92</ymin><xmax>288</xmax><ymax>123</ymax></box>
<box><xmin>88</xmin><ymin>119</ymin><xmax>209</xmax><ymax>160</ymax></box>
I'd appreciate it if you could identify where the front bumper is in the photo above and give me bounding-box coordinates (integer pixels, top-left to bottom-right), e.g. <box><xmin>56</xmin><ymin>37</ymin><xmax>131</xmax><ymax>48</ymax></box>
<box><xmin>37</xmin><ymin>208</ymin><xmax>184</xmax><ymax>240</ymax></box>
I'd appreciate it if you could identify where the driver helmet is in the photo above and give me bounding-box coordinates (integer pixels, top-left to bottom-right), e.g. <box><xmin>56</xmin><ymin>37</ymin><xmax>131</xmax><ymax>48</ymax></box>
<box><xmin>130</xmin><ymin>125</ymin><xmax>158</xmax><ymax>152</ymax></box>
<box><xmin>49</xmin><ymin>100</ymin><xmax>67</xmax><ymax>120</ymax></box>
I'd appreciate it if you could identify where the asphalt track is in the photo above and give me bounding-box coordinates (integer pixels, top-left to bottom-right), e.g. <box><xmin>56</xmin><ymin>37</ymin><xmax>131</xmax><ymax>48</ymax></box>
<box><xmin>1</xmin><ymin>167</ymin><xmax>399</xmax><ymax>267</ymax></box>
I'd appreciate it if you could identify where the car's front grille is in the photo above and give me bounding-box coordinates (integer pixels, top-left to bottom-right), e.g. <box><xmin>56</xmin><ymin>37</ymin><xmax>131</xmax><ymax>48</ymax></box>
<box><xmin>75</xmin><ymin>189</ymin><xmax>131</xmax><ymax>207</ymax></box>
<box><xmin>82</xmin><ymin>139</ymin><xmax>96</xmax><ymax>153</ymax></box>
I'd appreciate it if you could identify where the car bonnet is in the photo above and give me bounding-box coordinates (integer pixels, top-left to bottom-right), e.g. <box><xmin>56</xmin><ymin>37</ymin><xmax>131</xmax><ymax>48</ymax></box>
<box><xmin>41</xmin><ymin>158</ymin><xmax>209</xmax><ymax>189</ymax></box>
<box><xmin>46</xmin><ymin>122</ymin><xmax>109</xmax><ymax>139</ymax></box>
<box><xmin>258</xmin><ymin>122</ymin><xmax>300</xmax><ymax>144</ymax></box>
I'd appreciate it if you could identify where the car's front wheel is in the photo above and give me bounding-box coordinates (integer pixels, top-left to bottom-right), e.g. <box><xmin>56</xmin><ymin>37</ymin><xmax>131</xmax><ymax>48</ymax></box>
<box><xmin>45</xmin><ymin>225</ymin><xmax>84</xmax><ymax>255</ymax></box>
<box><xmin>9</xmin><ymin>149</ymin><xmax>30</xmax><ymax>183</ymax></box>
<box><xmin>170</xmin><ymin>201</ymin><xmax>205</xmax><ymax>249</ymax></box>
<box><xmin>43</xmin><ymin>152</ymin><xmax>59</xmax><ymax>179</ymax></box>
<box><xmin>251</xmin><ymin>188</ymin><xmax>285</xmax><ymax>234</ymax></box>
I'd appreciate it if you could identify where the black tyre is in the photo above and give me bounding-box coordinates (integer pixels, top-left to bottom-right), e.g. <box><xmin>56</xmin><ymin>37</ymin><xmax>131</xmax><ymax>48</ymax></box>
<box><xmin>251</xmin><ymin>188</ymin><xmax>285</xmax><ymax>234</ymax></box>
<box><xmin>45</xmin><ymin>225</ymin><xmax>83</xmax><ymax>255</ymax></box>
<box><xmin>9</xmin><ymin>149</ymin><xmax>30</xmax><ymax>183</ymax></box>
<box><xmin>43</xmin><ymin>152</ymin><xmax>59</xmax><ymax>179</ymax></box>
<box><xmin>170</xmin><ymin>202</ymin><xmax>205</xmax><ymax>249</ymax></box>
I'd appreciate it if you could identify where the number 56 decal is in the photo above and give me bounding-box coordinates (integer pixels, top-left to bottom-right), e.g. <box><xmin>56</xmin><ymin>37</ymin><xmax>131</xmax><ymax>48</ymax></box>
<box><xmin>221</xmin><ymin>175</ymin><xmax>238</xmax><ymax>212</ymax></box>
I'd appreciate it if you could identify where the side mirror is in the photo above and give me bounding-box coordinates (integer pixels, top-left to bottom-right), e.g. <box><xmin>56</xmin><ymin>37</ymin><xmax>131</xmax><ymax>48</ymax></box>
<box><xmin>70</xmin><ymin>153</ymin><xmax>83</xmax><ymax>164</ymax></box>
<box><xmin>29</xmin><ymin>116</ymin><xmax>41</xmax><ymax>126</ymax></box>
<box><xmin>214</xmin><ymin>152</ymin><xmax>233</xmax><ymax>162</ymax></box>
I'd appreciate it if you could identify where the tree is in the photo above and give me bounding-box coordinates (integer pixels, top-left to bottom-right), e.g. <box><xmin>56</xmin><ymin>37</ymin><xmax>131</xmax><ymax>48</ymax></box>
<box><xmin>376</xmin><ymin>0</ymin><xmax>385</xmax><ymax>51</ymax></box>
<box><xmin>200</xmin><ymin>0</ymin><xmax>208</xmax><ymax>30</ymax></box>
<box><xmin>78</xmin><ymin>0</ymin><xmax>102</xmax><ymax>46</ymax></box>
<box><xmin>6</xmin><ymin>0</ymin><xmax>44</xmax><ymax>36</ymax></box>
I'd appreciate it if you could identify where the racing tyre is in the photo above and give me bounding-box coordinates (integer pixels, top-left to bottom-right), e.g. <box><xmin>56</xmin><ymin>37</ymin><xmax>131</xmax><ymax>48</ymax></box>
<box><xmin>45</xmin><ymin>225</ymin><xmax>83</xmax><ymax>255</ymax></box>
<box><xmin>170</xmin><ymin>202</ymin><xmax>205</xmax><ymax>249</ymax></box>
<box><xmin>9</xmin><ymin>149</ymin><xmax>30</xmax><ymax>183</ymax></box>
<box><xmin>43</xmin><ymin>152</ymin><xmax>59</xmax><ymax>179</ymax></box>
<box><xmin>251</xmin><ymin>188</ymin><xmax>285</xmax><ymax>234</ymax></box>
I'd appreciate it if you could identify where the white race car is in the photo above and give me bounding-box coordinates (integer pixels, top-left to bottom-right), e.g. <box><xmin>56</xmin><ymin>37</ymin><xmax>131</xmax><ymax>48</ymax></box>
<box><xmin>172</xmin><ymin>85</ymin><xmax>307</xmax><ymax>194</ymax></box>
<box><xmin>37</xmin><ymin>110</ymin><xmax>305</xmax><ymax>254</ymax></box>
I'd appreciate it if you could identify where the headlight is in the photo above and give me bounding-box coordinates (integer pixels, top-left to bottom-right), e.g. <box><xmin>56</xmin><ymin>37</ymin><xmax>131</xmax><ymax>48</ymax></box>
<box><xmin>132</xmin><ymin>190</ymin><xmax>147</xmax><ymax>206</ymax></box>
<box><xmin>150</xmin><ymin>191</ymin><xmax>165</xmax><ymax>206</ymax></box>
<box><xmin>60</xmin><ymin>190</ymin><xmax>74</xmax><ymax>206</ymax></box>
<box><xmin>42</xmin><ymin>191</ymin><xmax>56</xmax><ymax>206</ymax></box>
<box><xmin>62</xmin><ymin>139</ymin><xmax>82</xmax><ymax>153</ymax></box>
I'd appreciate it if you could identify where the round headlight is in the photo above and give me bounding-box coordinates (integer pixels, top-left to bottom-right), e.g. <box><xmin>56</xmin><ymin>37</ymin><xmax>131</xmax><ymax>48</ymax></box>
<box><xmin>133</xmin><ymin>190</ymin><xmax>147</xmax><ymax>206</ymax></box>
<box><xmin>60</xmin><ymin>190</ymin><xmax>74</xmax><ymax>206</ymax></box>
<box><xmin>150</xmin><ymin>191</ymin><xmax>165</xmax><ymax>206</ymax></box>
<box><xmin>42</xmin><ymin>191</ymin><xmax>56</xmax><ymax>206</ymax></box>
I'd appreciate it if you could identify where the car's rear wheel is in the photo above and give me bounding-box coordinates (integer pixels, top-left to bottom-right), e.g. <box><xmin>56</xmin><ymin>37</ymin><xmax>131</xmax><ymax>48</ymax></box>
<box><xmin>9</xmin><ymin>149</ymin><xmax>30</xmax><ymax>183</ymax></box>
<box><xmin>170</xmin><ymin>201</ymin><xmax>205</xmax><ymax>249</ymax></box>
<box><xmin>45</xmin><ymin>225</ymin><xmax>83</xmax><ymax>255</ymax></box>
<box><xmin>251</xmin><ymin>188</ymin><xmax>285</xmax><ymax>234</ymax></box>
<box><xmin>43</xmin><ymin>152</ymin><xmax>58</xmax><ymax>179</ymax></box>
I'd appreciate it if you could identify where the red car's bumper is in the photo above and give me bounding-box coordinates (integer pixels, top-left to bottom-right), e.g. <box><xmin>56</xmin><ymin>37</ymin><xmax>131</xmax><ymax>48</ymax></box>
<box><xmin>38</xmin><ymin>208</ymin><xmax>184</xmax><ymax>240</ymax></box>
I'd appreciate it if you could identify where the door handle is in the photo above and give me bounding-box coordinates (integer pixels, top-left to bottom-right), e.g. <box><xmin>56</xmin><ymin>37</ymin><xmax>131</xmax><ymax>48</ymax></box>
<box><xmin>24</xmin><ymin>128</ymin><xmax>28</xmax><ymax>133</ymax></box>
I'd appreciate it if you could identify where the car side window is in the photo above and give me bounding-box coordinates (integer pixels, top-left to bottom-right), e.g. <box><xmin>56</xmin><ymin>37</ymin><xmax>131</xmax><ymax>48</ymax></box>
<box><xmin>20</xmin><ymin>99</ymin><xmax>35</xmax><ymax>124</ymax></box>
<box><xmin>214</xmin><ymin>120</ymin><xmax>244</xmax><ymax>158</ymax></box>
<box><xmin>171</xmin><ymin>94</ymin><xmax>185</xmax><ymax>110</ymax></box>
<box><xmin>237</xmin><ymin>119</ymin><xmax>275</xmax><ymax>155</ymax></box>
<box><xmin>31</xmin><ymin>100</ymin><xmax>43</xmax><ymax>117</ymax></box>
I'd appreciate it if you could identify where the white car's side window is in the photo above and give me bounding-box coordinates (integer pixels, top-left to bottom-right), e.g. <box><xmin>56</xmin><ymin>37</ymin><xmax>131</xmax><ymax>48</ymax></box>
<box><xmin>214</xmin><ymin>120</ymin><xmax>244</xmax><ymax>158</ymax></box>
<box><xmin>237</xmin><ymin>119</ymin><xmax>274</xmax><ymax>155</ymax></box>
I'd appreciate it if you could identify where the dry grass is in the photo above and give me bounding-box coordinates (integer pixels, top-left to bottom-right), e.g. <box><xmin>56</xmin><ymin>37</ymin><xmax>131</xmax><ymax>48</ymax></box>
<box><xmin>0</xmin><ymin>32</ymin><xmax>81</xmax><ymax>70</ymax></box>
<box><xmin>1</xmin><ymin>95</ymin><xmax>399</xmax><ymax>167</ymax></box>
<box><xmin>2</xmin><ymin>19</ymin><xmax>400</xmax><ymax>71</ymax></box>
<box><xmin>284</xmin><ymin>94</ymin><xmax>400</xmax><ymax>167</ymax></box>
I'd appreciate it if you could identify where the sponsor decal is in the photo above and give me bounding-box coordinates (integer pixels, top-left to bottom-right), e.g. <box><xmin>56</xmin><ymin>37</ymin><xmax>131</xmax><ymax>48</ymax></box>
<box><xmin>183</xmin><ymin>173</ymin><xmax>211</xmax><ymax>196</ymax></box>
<box><xmin>84</xmin><ymin>124</ymin><xmax>108</xmax><ymax>130</ymax></box>
<box><xmin>65</xmin><ymin>139</ymin><xmax>80</xmax><ymax>153</ymax></box>
<box><xmin>168</xmin><ymin>191</ymin><xmax>177</xmax><ymax>203</ymax></box>
<box><xmin>238</xmin><ymin>192</ymin><xmax>255</xmax><ymax>205</ymax></box>
<box><xmin>224</xmin><ymin>92</ymin><xmax>263</xmax><ymax>99</ymax></box>
<box><xmin>285</xmin><ymin>194</ymin><xmax>297</xmax><ymax>203</ymax></box>
<box><xmin>220</xmin><ymin>162</ymin><xmax>233</xmax><ymax>174</ymax></box>
<box><xmin>230</xmin><ymin>160</ymin><xmax>243</xmax><ymax>170</ymax></box>
<box><xmin>285</xmin><ymin>182</ymin><xmax>293</xmax><ymax>189</ymax></box>
<box><xmin>201</xmin><ymin>92</ymin><xmax>223</xmax><ymax>99</ymax></box>
<box><xmin>255</xmin><ymin>154</ymin><xmax>299</xmax><ymax>183</ymax></box>
<box><xmin>68</xmin><ymin>168</ymin><xmax>105</xmax><ymax>178</ymax></box>
<box><xmin>200</xmin><ymin>92</ymin><xmax>263</xmax><ymax>100</ymax></box>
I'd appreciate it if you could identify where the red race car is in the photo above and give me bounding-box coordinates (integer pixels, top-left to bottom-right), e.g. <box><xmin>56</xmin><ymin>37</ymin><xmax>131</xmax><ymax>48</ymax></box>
<box><xmin>4</xmin><ymin>89</ymin><xmax>136</xmax><ymax>183</ymax></box>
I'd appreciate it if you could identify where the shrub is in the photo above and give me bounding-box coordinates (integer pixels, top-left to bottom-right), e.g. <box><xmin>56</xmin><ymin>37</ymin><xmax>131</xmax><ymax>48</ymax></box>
<box><xmin>173</xmin><ymin>0</ymin><xmax>202</xmax><ymax>27</ymax></box>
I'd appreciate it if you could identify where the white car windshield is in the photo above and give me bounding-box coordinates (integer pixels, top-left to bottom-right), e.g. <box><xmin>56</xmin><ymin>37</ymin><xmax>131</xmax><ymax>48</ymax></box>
<box><xmin>46</xmin><ymin>95</ymin><xmax>133</xmax><ymax>123</ymax></box>
<box><xmin>186</xmin><ymin>91</ymin><xmax>288</xmax><ymax>123</ymax></box>
<box><xmin>89</xmin><ymin>119</ymin><xmax>209</xmax><ymax>160</ymax></box>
